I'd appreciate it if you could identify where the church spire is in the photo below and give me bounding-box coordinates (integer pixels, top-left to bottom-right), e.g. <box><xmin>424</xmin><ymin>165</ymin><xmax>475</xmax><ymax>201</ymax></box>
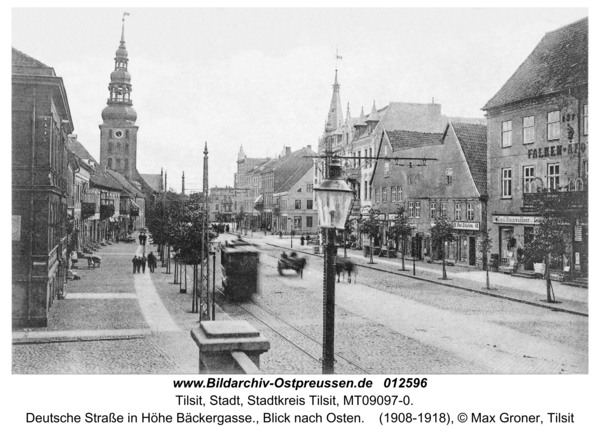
<box><xmin>101</xmin><ymin>12</ymin><xmax>136</xmax><ymax>125</ymax></box>
<box><xmin>325</xmin><ymin>69</ymin><xmax>343</xmax><ymax>133</ymax></box>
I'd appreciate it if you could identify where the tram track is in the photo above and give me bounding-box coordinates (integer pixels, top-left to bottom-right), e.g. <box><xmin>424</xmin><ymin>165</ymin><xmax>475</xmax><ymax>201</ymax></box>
<box><xmin>180</xmin><ymin>258</ymin><xmax>371</xmax><ymax>374</ymax></box>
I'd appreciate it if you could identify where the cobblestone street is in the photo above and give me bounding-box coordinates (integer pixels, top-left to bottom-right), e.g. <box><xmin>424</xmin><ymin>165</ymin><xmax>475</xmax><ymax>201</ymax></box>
<box><xmin>12</xmin><ymin>232</ymin><xmax>588</xmax><ymax>375</ymax></box>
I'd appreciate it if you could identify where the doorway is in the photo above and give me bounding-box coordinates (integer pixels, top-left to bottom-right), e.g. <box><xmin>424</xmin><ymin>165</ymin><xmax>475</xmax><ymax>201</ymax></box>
<box><xmin>469</xmin><ymin>237</ymin><xmax>476</xmax><ymax>266</ymax></box>
<box><xmin>524</xmin><ymin>227</ymin><xmax>534</xmax><ymax>270</ymax></box>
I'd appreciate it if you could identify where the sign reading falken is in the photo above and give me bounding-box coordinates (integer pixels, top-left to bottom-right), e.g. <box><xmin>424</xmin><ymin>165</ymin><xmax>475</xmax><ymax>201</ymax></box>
<box><xmin>452</xmin><ymin>221</ymin><xmax>480</xmax><ymax>230</ymax></box>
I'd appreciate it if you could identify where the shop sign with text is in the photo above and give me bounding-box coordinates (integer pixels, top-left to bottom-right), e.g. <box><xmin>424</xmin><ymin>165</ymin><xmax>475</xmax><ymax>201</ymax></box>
<box><xmin>453</xmin><ymin>221</ymin><xmax>480</xmax><ymax>230</ymax></box>
<box><xmin>492</xmin><ymin>215</ymin><xmax>541</xmax><ymax>225</ymax></box>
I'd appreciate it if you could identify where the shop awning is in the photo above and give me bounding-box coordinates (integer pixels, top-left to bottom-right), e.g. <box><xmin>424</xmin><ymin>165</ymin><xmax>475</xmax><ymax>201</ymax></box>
<box><xmin>254</xmin><ymin>195</ymin><xmax>263</xmax><ymax>204</ymax></box>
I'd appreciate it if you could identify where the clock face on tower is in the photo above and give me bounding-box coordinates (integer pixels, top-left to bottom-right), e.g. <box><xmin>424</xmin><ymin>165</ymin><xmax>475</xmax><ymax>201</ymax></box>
<box><xmin>114</xmin><ymin>130</ymin><xmax>123</xmax><ymax>138</ymax></box>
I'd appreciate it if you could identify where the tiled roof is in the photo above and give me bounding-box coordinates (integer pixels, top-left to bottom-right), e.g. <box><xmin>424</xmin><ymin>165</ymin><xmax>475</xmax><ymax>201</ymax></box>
<box><xmin>451</xmin><ymin>122</ymin><xmax>488</xmax><ymax>195</ymax></box>
<box><xmin>274</xmin><ymin>147</ymin><xmax>317</xmax><ymax>194</ymax></box>
<box><xmin>386</xmin><ymin>130</ymin><xmax>443</xmax><ymax>150</ymax></box>
<box><xmin>483</xmin><ymin>17</ymin><xmax>588</xmax><ymax>110</ymax></box>
<box><xmin>90</xmin><ymin>165</ymin><xmax>123</xmax><ymax>191</ymax></box>
<box><xmin>139</xmin><ymin>174</ymin><xmax>163</xmax><ymax>193</ymax></box>
<box><xmin>12</xmin><ymin>47</ymin><xmax>55</xmax><ymax>76</ymax></box>
<box><xmin>108</xmin><ymin>169</ymin><xmax>145</xmax><ymax>198</ymax></box>
<box><xmin>66</xmin><ymin>136</ymin><xmax>96</xmax><ymax>163</ymax></box>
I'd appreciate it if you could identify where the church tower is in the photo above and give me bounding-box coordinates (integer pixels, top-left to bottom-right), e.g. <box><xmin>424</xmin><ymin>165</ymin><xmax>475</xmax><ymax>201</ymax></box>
<box><xmin>99</xmin><ymin>14</ymin><xmax>138</xmax><ymax>179</ymax></box>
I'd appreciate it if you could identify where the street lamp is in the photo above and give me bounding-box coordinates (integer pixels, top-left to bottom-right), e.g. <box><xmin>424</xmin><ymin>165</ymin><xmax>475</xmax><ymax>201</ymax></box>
<box><xmin>313</xmin><ymin>158</ymin><xmax>354</xmax><ymax>374</ymax></box>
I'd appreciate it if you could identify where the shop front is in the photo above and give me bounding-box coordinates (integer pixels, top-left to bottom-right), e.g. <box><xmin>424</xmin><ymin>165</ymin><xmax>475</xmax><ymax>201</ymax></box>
<box><xmin>492</xmin><ymin>215</ymin><xmax>540</xmax><ymax>270</ymax></box>
<box><xmin>451</xmin><ymin>221</ymin><xmax>481</xmax><ymax>266</ymax></box>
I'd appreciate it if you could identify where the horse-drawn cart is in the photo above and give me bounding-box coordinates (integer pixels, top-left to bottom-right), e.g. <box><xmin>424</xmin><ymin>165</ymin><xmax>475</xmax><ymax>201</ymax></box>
<box><xmin>277</xmin><ymin>254</ymin><xmax>307</xmax><ymax>278</ymax></box>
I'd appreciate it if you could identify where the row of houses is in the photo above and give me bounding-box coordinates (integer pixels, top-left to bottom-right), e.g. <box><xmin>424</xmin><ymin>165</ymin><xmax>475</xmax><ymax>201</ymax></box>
<box><xmin>211</xmin><ymin>145</ymin><xmax>319</xmax><ymax>235</ymax></box>
<box><xmin>316</xmin><ymin>17</ymin><xmax>588</xmax><ymax>274</ymax></box>
<box><xmin>12</xmin><ymin>46</ymin><xmax>157</xmax><ymax>327</ymax></box>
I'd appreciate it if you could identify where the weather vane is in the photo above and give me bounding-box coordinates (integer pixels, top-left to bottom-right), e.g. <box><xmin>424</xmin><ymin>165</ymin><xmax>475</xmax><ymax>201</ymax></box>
<box><xmin>335</xmin><ymin>48</ymin><xmax>342</xmax><ymax>69</ymax></box>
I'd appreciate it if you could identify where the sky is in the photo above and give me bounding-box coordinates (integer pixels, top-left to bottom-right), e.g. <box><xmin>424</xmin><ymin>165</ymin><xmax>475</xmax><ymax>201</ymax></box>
<box><xmin>11</xmin><ymin>7</ymin><xmax>589</xmax><ymax>194</ymax></box>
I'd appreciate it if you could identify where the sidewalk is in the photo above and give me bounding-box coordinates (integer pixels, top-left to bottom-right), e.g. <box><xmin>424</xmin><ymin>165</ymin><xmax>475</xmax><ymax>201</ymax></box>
<box><xmin>258</xmin><ymin>234</ymin><xmax>588</xmax><ymax>316</ymax></box>
<box><xmin>12</xmin><ymin>234</ymin><xmax>202</xmax><ymax>374</ymax></box>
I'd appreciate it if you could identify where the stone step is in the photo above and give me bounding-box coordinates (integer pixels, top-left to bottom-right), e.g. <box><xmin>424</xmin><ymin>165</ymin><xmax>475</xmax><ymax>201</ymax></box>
<box><xmin>512</xmin><ymin>271</ymin><xmax>537</xmax><ymax>279</ymax></box>
<box><xmin>563</xmin><ymin>280</ymin><xmax>588</xmax><ymax>289</ymax></box>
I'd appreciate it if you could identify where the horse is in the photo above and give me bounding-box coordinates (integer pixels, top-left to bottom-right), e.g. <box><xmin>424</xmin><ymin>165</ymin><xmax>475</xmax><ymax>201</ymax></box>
<box><xmin>335</xmin><ymin>257</ymin><xmax>357</xmax><ymax>283</ymax></box>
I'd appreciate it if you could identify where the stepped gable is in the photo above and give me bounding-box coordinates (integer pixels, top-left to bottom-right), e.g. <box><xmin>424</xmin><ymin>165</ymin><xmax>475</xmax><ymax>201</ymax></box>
<box><xmin>451</xmin><ymin>122</ymin><xmax>488</xmax><ymax>195</ymax></box>
<box><xmin>483</xmin><ymin>17</ymin><xmax>588</xmax><ymax>110</ymax></box>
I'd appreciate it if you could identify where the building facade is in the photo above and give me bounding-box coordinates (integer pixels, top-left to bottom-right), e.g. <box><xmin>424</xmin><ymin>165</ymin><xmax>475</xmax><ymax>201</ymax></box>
<box><xmin>483</xmin><ymin>17</ymin><xmax>588</xmax><ymax>274</ymax></box>
<box><xmin>12</xmin><ymin>48</ymin><xmax>74</xmax><ymax>326</ymax></box>
<box><xmin>371</xmin><ymin>122</ymin><xmax>487</xmax><ymax>266</ymax></box>
<box><xmin>272</xmin><ymin>147</ymin><xmax>318</xmax><ymax>235</ymax></box>
<box><xmin>209</xmin><ymin>186</ymin><xmax>236</xmax><ymax>223</ymax></box>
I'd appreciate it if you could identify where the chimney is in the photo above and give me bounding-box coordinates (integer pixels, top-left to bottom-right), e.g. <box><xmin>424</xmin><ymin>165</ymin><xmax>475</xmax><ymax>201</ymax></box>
<box><xmin>286</xmin><ymin>147</ymin><xmax>291</xmax><ymax>156</ymax></box>
<box><xmin>307</xmin><ymin>145</ymin><xmax>311</xmax><ymax>151</ymax></box>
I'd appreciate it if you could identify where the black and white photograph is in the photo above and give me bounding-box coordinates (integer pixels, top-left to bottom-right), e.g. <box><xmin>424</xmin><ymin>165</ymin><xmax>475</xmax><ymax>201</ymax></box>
<box><xmin>7</xmin><ymin>4</ymin><xmax>594</xmax><ymax>431</ymax></box>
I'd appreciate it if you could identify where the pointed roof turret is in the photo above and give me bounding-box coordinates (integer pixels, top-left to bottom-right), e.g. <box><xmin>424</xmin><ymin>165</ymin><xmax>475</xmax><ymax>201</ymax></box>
<box><xmin>354</xmin><ymin>106</ymin><xmax>367</xmax><ymax>127</ymax></box>
<box><xmin>324</xmin><ymin>69</ymin><xmax>344</xmax><ymax>133</ymax></box>
<box><xmin>367</xmin><ymin>101</ymin><xmax>380</xmax><ymax>123</ymax></box>
<box><xmin>345</xmin><ymin>102</ymin><xmax>351</xmax><ymax>124</ymax></box>
<box><xmin>237</xmin><ymin>145</ymin><xmax>246</xmax><ymax>162</ymax></box>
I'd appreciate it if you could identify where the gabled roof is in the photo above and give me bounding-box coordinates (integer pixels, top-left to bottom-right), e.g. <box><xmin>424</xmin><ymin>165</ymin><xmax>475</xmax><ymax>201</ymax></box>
<box><xmin>483</xmin><ymin>17</ymin><xmax>588</xmax><ymax>110</ymax></box>
<box><xmin>274</xmin><ymin>147</ymin><xmax>317</xmax><ymax>193</ymax></box>
<box><xmin>245</xmin><ymin>159</ymin><xmax>273</xmax><ymax>176</ymax></box>
<box><xmin>386</xmin><ymin>130</ymin><xmax>443</xmax><ymax>151</ymax></box>
<box><xmin>450</xmin><ymin>122</ymin><xmax>488</xmax><ymax>195</ymax></box>
<box><xmin>12</xmin><ymin>47</ymin><xmax>55</xmax><ymax>76</ymax></box>
<box><xmin>66</xmin><ymin>136</ymin><xmax>96</xmax><ymax>163</ymax></box>
<box><xmin>139</xmin><ymin>174</ymin><xmax>163</xmax><ymax>193</ymax></box>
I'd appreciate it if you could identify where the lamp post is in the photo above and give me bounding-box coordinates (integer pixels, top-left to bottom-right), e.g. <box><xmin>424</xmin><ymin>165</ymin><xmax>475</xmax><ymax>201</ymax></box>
<box><xmin>314</xmin><ymin>158</ymin><xmax>353</xmax><ymax>374</ymax></box>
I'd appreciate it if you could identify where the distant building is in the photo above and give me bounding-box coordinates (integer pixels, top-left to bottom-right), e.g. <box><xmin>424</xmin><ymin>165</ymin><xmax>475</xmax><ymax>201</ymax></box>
<box><xmin>273</xmin><ymin>157</ymin><xmax>318</xmax><ymax>235</ymax></box>
<box><xmin>12</xmin><ymin>48</ymin><xmax>74</xmax><ymax>326</ymax></box>
<box><xmin>483</xmin><ymin>17</ymin><xmax>588</xmax><ymax>275</ymax></box>
<box><xmin>233</xmin><ymin>146</ymin><xmax>270</xmax><ymax>224</ymax></box>
<box><xmin>209</xmin><ymin>186</ymin><xmax>236</xmax><ymax>223</ymax></box>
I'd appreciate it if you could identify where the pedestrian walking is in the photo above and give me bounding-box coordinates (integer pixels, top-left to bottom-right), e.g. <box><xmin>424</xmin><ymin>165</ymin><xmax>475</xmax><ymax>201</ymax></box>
<box><xmin>141</xmin><ymin>254</ymin><xmax>147</xmax><ymax>273</ymax></box>
<box><xmin>132</xmin><ymin>255</ymin><xmax>138</xmax><ymax>273</ymax></box>
<box><xmin>300</xmin><ymin>235</ymin><xmax>305</xmax><ymax>246</ymax></box>
<box><xmin>148</xmin><ymin>252</ymin><xmax>156</xmax><ymax>272</ymax></box>
<box><xmin>142</xmin><ymin>234</ymin><xmax>147</xmax><ymax>245</ymax></box>
<box><xmin>138</xmin><ymin>234</ymin><xmax>143</xmax><ymax>245</ymax></box>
